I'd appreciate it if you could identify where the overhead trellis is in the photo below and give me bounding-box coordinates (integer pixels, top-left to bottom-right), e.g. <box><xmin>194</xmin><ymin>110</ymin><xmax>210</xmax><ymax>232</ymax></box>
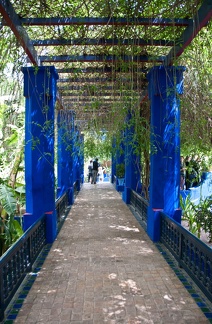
<box><xmin>0</xmin><ymin>0</ymin><xmax>212</xmax><ymax>132</ymax></box>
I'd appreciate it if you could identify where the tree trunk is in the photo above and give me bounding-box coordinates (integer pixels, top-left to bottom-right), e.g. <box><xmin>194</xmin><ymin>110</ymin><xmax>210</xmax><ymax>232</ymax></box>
<box><xmin>8</xmin><ymin>148</ymin><xmax>23</xmax><ymax>188</ymax></box>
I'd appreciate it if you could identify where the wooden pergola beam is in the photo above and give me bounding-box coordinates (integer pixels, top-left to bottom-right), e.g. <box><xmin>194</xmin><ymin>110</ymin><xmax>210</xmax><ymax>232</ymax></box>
<box><xmin>166</xmin><ymin>0</ymin><xmax>212</xmax><ymax>65</ymax></box>
<box><xmin>40</xmin><ymin>54</ymin><xmax>165</xmax><ymax>63</ymax></box>
<box><xmin>19</xmin><ymin>17</ymin><xmax>191</xmax><ymax>27</ymax></box>
<box><xmin>57</xmin><ymin>77</ymin><xmax>145</xmax><ymax>83</ymax></box>
<box><xmin>0</xmin><ymin>0</ymin><xmax>39</xmax><ymax>65</ymax></box>
<box><xmin>56</xmin><ymin>67</ymin><xmax>147</xmax><ymax>73</ymax></box>
<box><xmin>32</xmin><ymin>38</ymin><xmax>174</xmax><ymax>47</ymax></box>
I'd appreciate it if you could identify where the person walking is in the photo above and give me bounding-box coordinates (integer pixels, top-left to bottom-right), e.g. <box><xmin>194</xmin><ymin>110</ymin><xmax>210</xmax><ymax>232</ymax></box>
<box><xmin>92</xmin><ymin>158</ymin><xmax>99</xmax><ymax>184</ymax></box>
<box><xmin>180</xmin><ymin>156</ymin><xmax>186</xmax><ymax>190</ymax></box>
<box><xmin>88</xmin><ymin>160</ymin><xmax>93</xmax><ymax>183</ymax></box>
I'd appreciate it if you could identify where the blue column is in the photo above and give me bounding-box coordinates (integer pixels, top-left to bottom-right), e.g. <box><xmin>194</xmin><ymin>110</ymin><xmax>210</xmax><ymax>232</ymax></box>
<box><xmin>57</xmin><ymin>110</ymin><xmax>74</xmax><ymax>204</ymax></box>
<box><xmin>68</xmin><ymin>111</ymin><xmax>75</xmax><ymax>204</ymax></box>
<box><xmin>123</xmin><ymin>111</ymin><xmax>141</xmax><ymax>203</ymax></box>
<box><xmin>78</xmin><ymin>133</ymin><xmax>84</xmax><ymax>185</ymax></box>
<box><xmin>147</xmin><ymin>66</ymin><xmax>185</xmax><ymax>241</ymax></box>
<box><xmin>115</xmin><ymin>132</ymin><xmax>125</xmax><ymax>191</ymax></box>
<box><xmin>73</xmin><ymin>126</ymin><xmax>80</xmax><ymax>191</ymax></box>
<box><xmin>111</xmin><ymin>137</ymin><xmax>116</xmax><ymax>184</ymax></box>
<box><xmin>22</xmin><ymin>66</ymin><xmax>58</xmax><ymax>243</ymax></box>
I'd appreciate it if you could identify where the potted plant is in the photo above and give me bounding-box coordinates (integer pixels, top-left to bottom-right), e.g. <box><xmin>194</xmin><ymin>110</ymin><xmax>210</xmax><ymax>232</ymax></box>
<box><xmin>116</xmin><ymin>163</ymin><xmax>125</xmax><ymax>185</ymax></box>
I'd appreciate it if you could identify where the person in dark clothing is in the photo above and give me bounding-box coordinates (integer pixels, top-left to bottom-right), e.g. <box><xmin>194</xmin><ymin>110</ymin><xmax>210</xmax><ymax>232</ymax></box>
<box><xmin>191</xmin><ymin>156</ymin><xmax>200</xmax><ymax>186</ymax></box>
<box><xmin>92</xmin><ymin>158</ymin><xmax>99</xmax><ymax>184</ymax></box>
<box><xmin>88</xmin><ymin>160</ymin><xmax>93</xmax><ymax>183</ymax></box>
<box><xmin>180</xmin><ymin>156</ymin><xmax>186</xmax><ymax>190</ymax></box>
<box><xmin>185</xmin><ymin>155</ymin><xmax>198</xmax><ymax>189</ymax></box>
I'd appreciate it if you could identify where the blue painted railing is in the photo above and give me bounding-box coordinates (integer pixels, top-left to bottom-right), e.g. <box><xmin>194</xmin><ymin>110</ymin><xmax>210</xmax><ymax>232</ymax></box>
<box><xmin>0</xmin><ymin>186</ymin><xmax>77</xmax><ymax>321</ymax></box>
<box><xmin>55</xmin><ymin>190</ymin><xmax>69</xmax><ymax>225</ymax></box>
<box><xmin>130</xmin><ymin>190</ymin><xmax>148</xmax><ymax>229</ymax></box>
<box><xmin>55</xmin><ymin>182</ymin><xmax>79</xmax><ymax>226</ymax></box>
<box><xmin>73</xmin><ymin>180</ymin><xmax>80</xmax><ymax>198</ymax></box>
<box><xmin>129</xmin><ymin>189</ymin><xmax>212</xmax><ymax>302</ymax></box>
<box><xmin>0</xmin><ymin>215</ymin><xmax>46</xmax><ymax>321</ymax></box>
<box><xmin>160</xmin><ymin>212</ymin><xmax>212</xmax><ymax>301</ymax></box>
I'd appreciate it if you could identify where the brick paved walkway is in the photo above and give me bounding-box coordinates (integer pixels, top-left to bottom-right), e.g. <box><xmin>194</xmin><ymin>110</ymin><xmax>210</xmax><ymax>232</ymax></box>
<box><xmin>13</xmin><ymin>183</ymin><xmax>210</xmax><ymax>323</ymax></box>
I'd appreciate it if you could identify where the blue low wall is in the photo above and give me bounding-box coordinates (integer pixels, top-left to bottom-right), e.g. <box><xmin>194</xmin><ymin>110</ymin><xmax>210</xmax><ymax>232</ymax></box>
<box><xmin>181</xmin><ymin>172</ymin><xmax>212</xmax><ymax>204</ymax></box>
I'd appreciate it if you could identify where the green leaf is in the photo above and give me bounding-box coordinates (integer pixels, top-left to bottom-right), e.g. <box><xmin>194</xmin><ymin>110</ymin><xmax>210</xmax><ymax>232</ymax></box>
<box><xmin>11</xmin><ymin>219</ymin><xmax>24</xmax><ymax>242</ymax></box>
<box><xmin>0</xmin><ymin>184</ymin><xmax>16</xmax><ymax>216</ymax></box>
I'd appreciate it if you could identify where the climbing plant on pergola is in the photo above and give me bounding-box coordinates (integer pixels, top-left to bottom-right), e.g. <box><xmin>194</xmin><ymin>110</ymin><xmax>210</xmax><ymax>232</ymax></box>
<box><xmin>0</xmin><ymin>0</ymin><xmax>212</xmax><ymax>176</ymax></box>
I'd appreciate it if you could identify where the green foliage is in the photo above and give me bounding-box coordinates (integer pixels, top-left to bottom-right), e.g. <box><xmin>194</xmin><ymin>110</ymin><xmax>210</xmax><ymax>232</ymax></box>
<box><xmin>0</xmin><ymin>184</ymin><xmax>16</xmax><ymax>216</ymax></box>
<box><xmin>0</xmin><ymin>102</ymin><xmax>25</xmax><ymax>186</ymax></box>
<box><xmin>180</xmin><ymin>195</ymin><xmax>198</xmax><ymax>235</ymax></box>
<box><xmin>0</xmin><ymin>184</ymin><xmax>24</xmax><ymax>256</ymax></box>
<box><xmin>116</xmin><ymin>163</ymin><xmax>125</xmax><ymax>178</ymax></box>
<box><xmin>196</xmin><ymin>196</ymin><xmax>212</xmax><ymax>242</ymax></box>
<box><xmin>84</xmin><ymin>131</ymin><xmax>112</xmax><ymax>162</ymax></box>
<box><xmin>179</xmin><ymin>22</ymin><xmax>212</xmax><ymax>157</ymax></box>
<box><xmin>180</xmin><ymin>194</ymin><xmax>212</xmax><ymax>242</ymax></box>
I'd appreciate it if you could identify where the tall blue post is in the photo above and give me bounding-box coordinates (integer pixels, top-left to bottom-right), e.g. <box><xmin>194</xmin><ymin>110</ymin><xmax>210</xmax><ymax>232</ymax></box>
<box><xmin>123</xmin><ymin>111</ymin><xmax>141</xmax><ymax>203</ymax></box>
<box><xmin>22</xmin><ymin>66</ymin><xmax>58</xmax><ymax>243</ymax></box>
<box><xmin>57</xmin><ymin>109</ymin><xmax>74</xmax><ymax>204</ymax></box>
<box><xmin>69</xmin><ymin>111</ymin><xmax>75</xmax><ymax>203</ymax></box>
<box><xmin>111</xmin><ymin>137</ymin><xmax>116</xmax><ymax>183</ymax></box>
<box><xmin>78</xmin><ymin>133</ymin><xmax>84</xmax><ymax>185</ymax></box>
<box><xmin>115</xmin><ymin>132</ymin><xmax>125</xmax><ymax>191</ymax></box>
<box><xmin>147</xmin><ymin>66</ymin><xmax>185</xmax><ymax>241</ymax></box>
<box><xmin>73</xmin><ymin>126</ymin><xmax>81</xmax><ymax>191</ymax></box>
<box><xmin>72</xmin><ymin>129</ymin><xmax>77</xmax><ymax>187</ymax></box>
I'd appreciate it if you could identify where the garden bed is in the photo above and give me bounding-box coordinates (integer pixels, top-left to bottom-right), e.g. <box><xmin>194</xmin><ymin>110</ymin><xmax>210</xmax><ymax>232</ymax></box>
<box><xmin>182</xmin><ymin>220</ymin><xmax>212</xmax><ymax>248</ymax></box>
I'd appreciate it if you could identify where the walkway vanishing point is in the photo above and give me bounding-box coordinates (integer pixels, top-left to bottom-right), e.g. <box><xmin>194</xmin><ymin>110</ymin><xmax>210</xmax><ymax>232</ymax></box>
<box><xmin>4</xmin><ymin>183</ymin><xmax>212</xmax><ymax>324</ymax></box>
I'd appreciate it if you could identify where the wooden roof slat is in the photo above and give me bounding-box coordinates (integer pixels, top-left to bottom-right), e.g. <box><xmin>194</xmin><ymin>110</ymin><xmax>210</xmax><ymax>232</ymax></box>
<box><xmin>32</xmin><ymin>38</ymin><xmax>174</xmax><ymax>47</ymax></box>
<box><xmin>56</xmin><ymin>67</ymin><xmax>147</xmax><ymax>73</ymax></box>
<box><xmin>40</xmin><ymin>54</ymin><xmax>165</xmax><ymax>63</ymax></box>
<box><xmin>20</xmin><ymin>17</ymin><xmax>191</xmax><ymax>27</ymax></box>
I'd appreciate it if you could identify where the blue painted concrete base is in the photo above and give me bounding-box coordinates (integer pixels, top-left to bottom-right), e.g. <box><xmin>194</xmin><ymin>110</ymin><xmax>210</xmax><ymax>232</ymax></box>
<box><xmin>147</xmin><ymin>208</ymin><xmax>162</xmax><ymax>242</ymax></box>
<box><xmin>116</xmin><ymin>184</ymin><xmax>124</xmax><ymax>192</ymax></box>
<box><xmin>22</xmin><ymin>213</ymin><xmax>34</xmax><ymax>231</ymax></box>
<box><xmin>172</xmin><ymin>208</ymin><xmax>182</xmax><ymax>223</ymax></box>
<box><xmin>68</xmin><ymin>187</ymin><xmax>74</xmax><ymax>205</ymax></box>
<box><xmin>122</xmin><ymin>187</ymin><xmax>131</xmax><ymax>204</ymax></box>
<box><xmin>45</xmin><ymin>211</ymin><xmax>57</xmax><ymax>243</ymax></box>
<box><xmin>116</xmin><ymin>185</ymin><xmax>124</xmax><ymax>192</ymax></box>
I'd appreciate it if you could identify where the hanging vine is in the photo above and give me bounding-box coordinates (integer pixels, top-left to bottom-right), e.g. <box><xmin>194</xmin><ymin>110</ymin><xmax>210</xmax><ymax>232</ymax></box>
<box><xmin>0</xmin><ymin>0</ymin><xmax>211</xmax><ymax>192</ymax></box>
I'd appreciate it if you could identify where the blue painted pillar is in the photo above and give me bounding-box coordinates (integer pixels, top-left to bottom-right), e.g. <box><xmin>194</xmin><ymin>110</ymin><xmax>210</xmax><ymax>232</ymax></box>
<box><xmin>147</xmin><ymin>66</ymin><xmax>185</xmax><ymax>242</ymax></box>
<box><xmin>57</xmin><ymin>110</ymin><xmax>74</xmax><ymax>204</ymax></box>
<box><xmin>22</xmin><ymin>66</ymin><xmax>58</xmax><ymax>243</ymax></box>
<box><xmin>78</xmin><ymin>133</ymin><xmax>84</xmax><ymax>185</ymax></box>
<box><xmin>72</xmin><ymin>129</ymin><xmax>77</xmax><ymax>186</ymax></box>
<box><xmin>68</xmin><ymin>111</ymin><xmax>75</xmax><ymax>204</ymax></box>
<box><xmin>75</xmin><ymin>127</ymin><xmax>80</xmax><ymax>191</ymax></box>
<box><xmin>123</xmin><ymin>111</ymin><xmax>141</xmax><ymax>204</ymax></box>
<box><xmin>72</xmin><ymin>126</ymin><xmax>82</xmax><ymax>191</ymax></box>
<box><xmin>111</xmin><ymin>137</ymin><xmax>116</xmax><ymax>183</ymax></box>
<box><xmin>115</xmin><ymin>132</ymin><xmax>125</xmax><ymax>191</ymax></box>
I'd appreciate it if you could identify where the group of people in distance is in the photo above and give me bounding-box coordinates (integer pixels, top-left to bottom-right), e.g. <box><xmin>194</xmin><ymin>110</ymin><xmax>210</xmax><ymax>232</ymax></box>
<box><xmin>88</xmin><ymin>156</ymin><xmax>201</xmax><ymax>189</ymax></box>
<box><xmin>88</xmin><ymin>155</ymin><xmax>201</xmax><ymax>189</ymax></box>
<box><xmin>88</xmin><ymin>158</ymin><xmax>99</xmax><ymax>184</ymax></box>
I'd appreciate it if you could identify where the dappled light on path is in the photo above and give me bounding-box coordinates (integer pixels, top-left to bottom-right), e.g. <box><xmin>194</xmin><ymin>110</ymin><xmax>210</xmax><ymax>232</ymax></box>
<box><xmin>14</xmin><ymin>182</ymin><xmax>209</xmax><ymax>323</ymax></box>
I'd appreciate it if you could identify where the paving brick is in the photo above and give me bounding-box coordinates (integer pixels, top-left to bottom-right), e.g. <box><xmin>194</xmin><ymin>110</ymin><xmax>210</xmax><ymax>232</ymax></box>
<box><xmin>11</xmin><ymin>183</ymin><xmax>211</xmax><ymax>323</ymax></box>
